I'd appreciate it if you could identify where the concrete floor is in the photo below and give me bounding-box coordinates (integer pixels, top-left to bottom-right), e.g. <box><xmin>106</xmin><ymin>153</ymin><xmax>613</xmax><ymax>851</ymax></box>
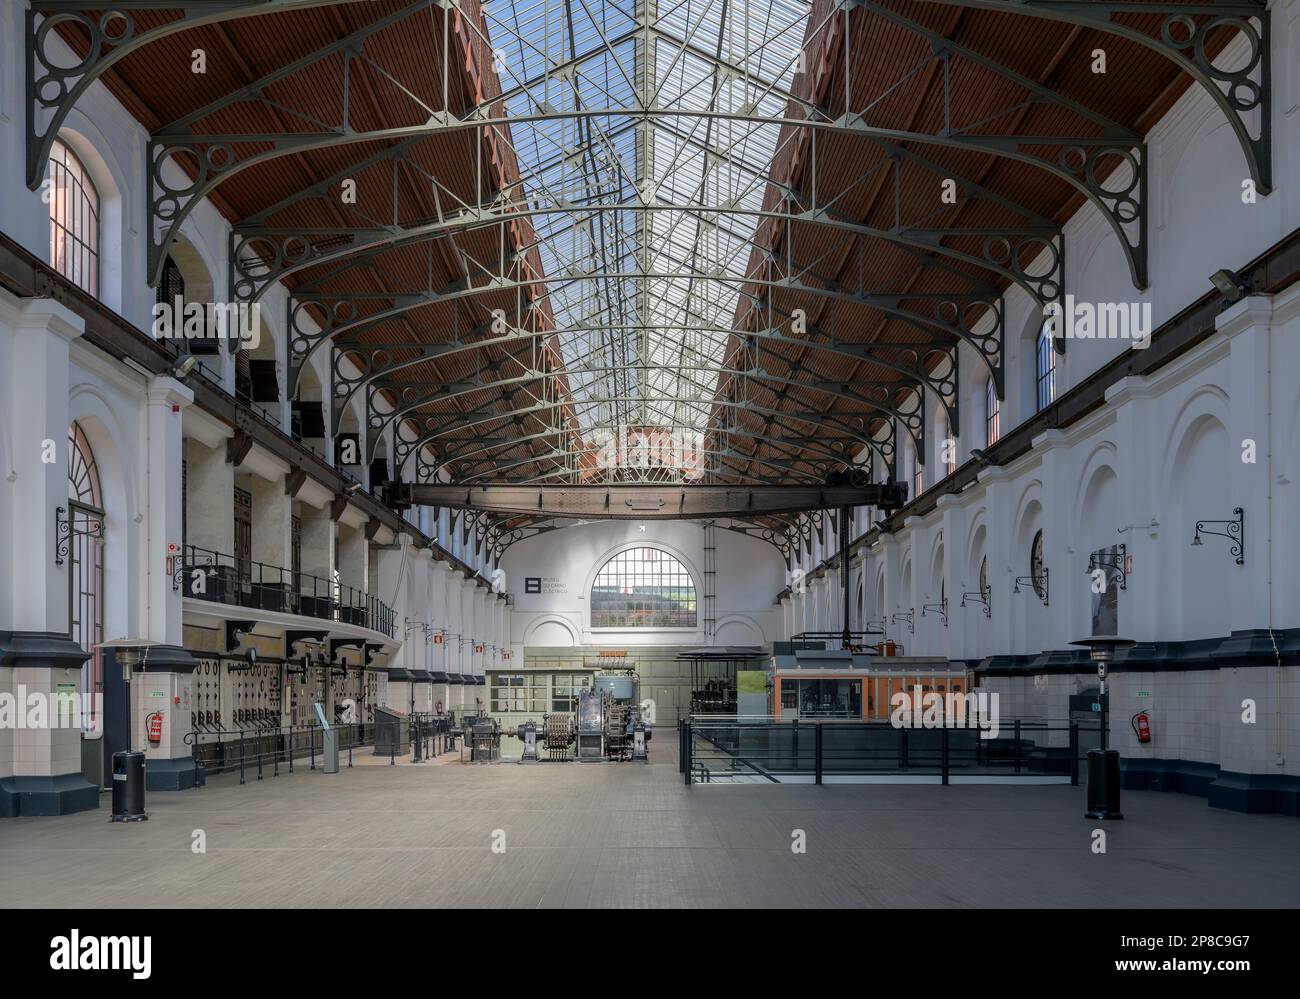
<box><xmin>2</xmin><ymin>741</ymin><xmax>1298</xmax><ymax>907</ymax></box>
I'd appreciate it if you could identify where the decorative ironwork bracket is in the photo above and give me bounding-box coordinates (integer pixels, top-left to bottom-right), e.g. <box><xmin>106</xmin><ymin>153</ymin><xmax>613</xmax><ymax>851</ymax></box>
<box><xmin>1014</xmin><ymin>568</ymin><xmax>1049</xmax><ymax>606</ymax></box>
<box><xmin>1087</xmin><ymin>543</ymin><xmax>1128</xmax><ymax>590</ymax></box>
<box><xmin>1192</xmin><ymin>507</ymin><xmax>1244</xmax><ymax>565</ymax></box>
<box><xmin>53</xmin><ymin>504</ymin><xmax>101</xmax><ymax>566</ymax></box>
<box><xmin>921</xmin><ymin>597</ymin><xmax>949</xmax><ymax>628</ymax></box>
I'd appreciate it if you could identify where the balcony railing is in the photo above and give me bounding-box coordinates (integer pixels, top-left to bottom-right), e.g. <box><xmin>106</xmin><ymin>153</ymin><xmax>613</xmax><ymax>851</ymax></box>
<box><xmin>175</xmin><ymin>545</ymin><xmax>395</xmax><ymax>637</ymax></box>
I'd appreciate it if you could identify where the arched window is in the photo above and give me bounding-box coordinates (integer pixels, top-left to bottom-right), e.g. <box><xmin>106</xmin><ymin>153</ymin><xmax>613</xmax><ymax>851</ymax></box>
<box><xmin>985</xmin><ymin>378</ymin><xmax>1001</xmax><ymax>446</ymax></box>
<box><xmin>591</xmin><ymin>547</ymin><xmax>697</xmax><ymax>628</ymax></box>
<box><xmin>68</xmin><ymin>422</ymin><xmax>104</xmax><ymax>730</ymax></box>
<box><xmin>912</xmin><ymin>455</ymin><xmax>923</xmax><ymax>498</ymax></box>
<box><xmin>48</xmin><ymin>140</ymin><xmax>100</xmax><ymax>296</ymax></box>
<box><xmin>1035</xmin><ymin>320</ymin><xmax>1057</xmax><ymax>411</ymax></box>
<box><xmin>156</xmin><ymin>255</ymin><xmax>186</xmax><ymax>307</ymax></box>
<box><xmin>1030</xmin><ymin>529</ymin><xmax>1047</xmax><ymax>602</ymax></box>
<box><xmin>68</xmin><ymin>422</ymin><xmax>102</xmax><ymax>508</ymax></box>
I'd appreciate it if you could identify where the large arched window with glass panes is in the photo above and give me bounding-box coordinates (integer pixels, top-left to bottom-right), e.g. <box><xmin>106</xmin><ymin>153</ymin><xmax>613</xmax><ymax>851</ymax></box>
<box><xmin>48</xmin><ymin>140</ymin><xmax>100</xmax><ymax>296</ymax></box>
<box><xmin>67</xmin><ymin>422</ymin><xmax>105</xmax><ymax>729</ymax></box>
<box><xmin>591</xmin><ymin>547</ymin><xmax>697</xmax><ymax>628</ymax></box>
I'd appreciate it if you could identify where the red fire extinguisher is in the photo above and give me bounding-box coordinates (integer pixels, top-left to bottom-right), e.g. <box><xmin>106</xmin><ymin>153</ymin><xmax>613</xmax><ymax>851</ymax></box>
<box><xmin>1131</xmin><ymin>710</ymin><xmax>1151</xmax><ymax>744</ymax></box>
<box><xmin>146</xmin><ymin>711</ymin><xmax>164</xmax><ymax>745</ymax></box>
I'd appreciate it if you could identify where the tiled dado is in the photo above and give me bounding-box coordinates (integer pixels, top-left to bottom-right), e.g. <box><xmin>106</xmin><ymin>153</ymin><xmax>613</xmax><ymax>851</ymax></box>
<box><xmin>0</xmin><ymin>631</ymin><xmax>99</xmax><ymax>817</ymax></box>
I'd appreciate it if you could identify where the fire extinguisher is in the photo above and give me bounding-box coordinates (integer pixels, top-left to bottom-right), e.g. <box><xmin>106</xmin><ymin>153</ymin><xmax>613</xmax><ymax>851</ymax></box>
<box><xmin>146</xmin><ymin>711</ymin><xmax>164</xmax><ymax>745</ymax></box>
<box><xmin>1131</xmin><ymin>710</ymin><xmax>1151</xmax><ymax>744</ymax></box>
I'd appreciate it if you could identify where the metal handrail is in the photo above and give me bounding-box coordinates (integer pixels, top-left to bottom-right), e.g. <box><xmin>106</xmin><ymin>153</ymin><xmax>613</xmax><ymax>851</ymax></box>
<box><xmin>174</xmin><ymin>544</ymin><xmax>396</xmax><ymax>637</ymax></box>
<box><xmin>184</xmin><ymin>720</ymin><xmax>375</xmax><ymax>784</ymax></box>
<box><xmin>685</xmin><ymin>718</ymin><xmax>1098</xmax><ymax>785</ymax></box>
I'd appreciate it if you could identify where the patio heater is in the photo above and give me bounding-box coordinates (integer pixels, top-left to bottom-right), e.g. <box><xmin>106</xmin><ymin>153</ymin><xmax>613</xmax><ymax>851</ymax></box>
<box><xmin>1069</xmin><ymin>635</ymin><xmax>1134</xmax><ymax>820</ymax></box>
<box><xmin>100</xmin><ymin>638</ymin><xmax>161</xmax><ymax>822</ymax></box>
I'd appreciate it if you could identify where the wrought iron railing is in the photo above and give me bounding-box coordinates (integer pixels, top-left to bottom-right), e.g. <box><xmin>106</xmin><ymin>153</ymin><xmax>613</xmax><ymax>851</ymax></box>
<box><xmin>174</xmin><ymin>544</ymin><xmax>396</xmax><ymax>637</ymax></box>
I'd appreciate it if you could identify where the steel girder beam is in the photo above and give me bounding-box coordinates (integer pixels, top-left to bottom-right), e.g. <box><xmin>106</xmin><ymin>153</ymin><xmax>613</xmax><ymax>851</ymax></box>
<box><xmin>364</xmin><ymin>363</ymin><xmax>924</xmax><ymax>470</ymax></box>
<box><xmin>151</xmin><ymin>105</ymin><xmax>1123</xmax><ymax>281</ymax></box>
<box><xmin>165</xmin><ymin>0</ymin><xmax>1118</xmax><ymax>284</ymax></box>
<box><xmin>430</xmin><ymin>424</ymin><xmax>870</xmax><ymax>484</ymax></box>
<box><xmin>385</xmin><ymin>482</ymin><xmax>908</xmax><ymax>519</ymax></box>
<box><xmin>329</xmin><ymin>314</ymin><xmax>976</xmax><ymax>423</ymax></box>
<box><xmin>232</xmin><ymin>208</ymin><xmax>1061</xmax><ymax>312</ymax></box>
<box><xmin>287</xmin><ymin>268</ymin><xmax>1000</xmax><ymax>391</ymax></box>
<box><xmin>24</xmin><ymin>0</ymin><xmax>363</xmax><ymax>191</ymax></box>
<box><xmin>282</xmin><ymin>254</ymin><xmax>998</xmax><ymax>457</ymax></box>
<box><xmin>225</xmin><ymin>112</ymin><xmax>1065</xmax><ymax>314</ymax></box>
<box><xmin>137</xmin><ymin>38</ymin><xmax>1133</xmax><ymax>278</ymax></box>
<box><xmin>445</xmin><ymin>440</ymin><xmax>856</xmax><ymax>486</ymax></box>
<box><xmin>28</xmin><ymin>1</ymin><xmax>1271</xmax><ymax>299</ymax></box>
<box><xmin>417</xmin><ymin>408</ymin><xmax>886</xmax><ymax>487</ymax></box>
<box><xmin>430</xmin><ymin>423</ymin><xmax>861</xmax><ymax>476</ymax></box>
<box><xmin>392</xmin><ymin>395</ymin><xmax>897</xmax><ymax>478</ymax></box>
<box><xmin>503</xmin><ymin>443</ymin><xmax>874</xmax><ymax>487</ymax></box>
<box><xmin>342</xmin><ymin>324</ymin><xmax>962</xmax><ymax>451</ymax></box>
<box><xmin>901</xmin><ymin>0</ymin><xmax>1272</xmax><ymax>196</ymax></box>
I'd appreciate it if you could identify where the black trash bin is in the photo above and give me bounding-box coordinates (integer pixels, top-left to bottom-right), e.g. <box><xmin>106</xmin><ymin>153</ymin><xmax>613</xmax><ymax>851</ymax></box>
<box><xmin>1085</xmin><ymin>748</ymin><xmax>1123</xmax><ymax>820</ymax></box>
<box><xmin>110</xmin><ymin>750</ymin><xmax>148</xmax><ymax>822</ymax></box>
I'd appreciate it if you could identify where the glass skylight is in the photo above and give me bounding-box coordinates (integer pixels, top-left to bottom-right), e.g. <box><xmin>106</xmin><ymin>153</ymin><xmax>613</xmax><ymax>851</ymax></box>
<box><xmin>482</xmin><ymin>0</ymin><xmax>811</xmax><ymax>477</ymax></box>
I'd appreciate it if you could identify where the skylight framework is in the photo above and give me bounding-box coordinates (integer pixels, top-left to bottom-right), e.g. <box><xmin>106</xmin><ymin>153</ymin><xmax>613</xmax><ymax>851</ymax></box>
<box><xmin>485</xmin><ymin>0</ymin><xmax>813</xmax><ymax>470</ymax></box>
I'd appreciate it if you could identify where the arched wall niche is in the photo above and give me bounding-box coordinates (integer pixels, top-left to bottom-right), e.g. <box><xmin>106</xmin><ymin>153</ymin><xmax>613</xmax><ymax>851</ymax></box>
<box><xmin>522</xmin><ymin>616</ymin><xmax>579</xmax><ymax>648</ymax></box>
<box><xmin>1012</xmin><ymin>495</ymin><xmax>1045</xmax><ymax>655</ymax></box>
<box><xmin>1160</xmin><ymin>391</ymin><xmax>1233</xmax><ymax>640</ymax></box>
<box><xmin>715</xmin><ymin>614</ymin><xmax>765</xmax><ymax>646</ymax></box>
<box><xmin>1075</xmin><ymin>456</ymin><xmax>1121</xmax><ymax>638</ymax></box>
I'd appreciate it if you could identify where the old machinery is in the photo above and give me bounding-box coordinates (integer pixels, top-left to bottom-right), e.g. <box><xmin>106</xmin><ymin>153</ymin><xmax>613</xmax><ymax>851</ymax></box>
<box><xmin>468</xmin><ymin>719</ymin><xmax>501</xmax><ymax>763</ymax></box>
<box><xmin>575</xmin><ymin>685</ymin><xmax>608</xmax><ymax>762</ymax></box>
<box><xmin>517</xmin><ymin>721</ymin><xmax>540</xmax><ymax>763</ymax></box>
<box><xmin>499</xmin><ymin>668</ymin><xmax>650</xmax><ymax>764</ymax></box>
<box><xmin>573</xmin><ymin>669</ymin><xmax>651</xmax><ymax>762</ymax></box>
<box><xmin>678</xmin><ymin>647</ymin><xmax>765</xmax><ymax>716</ymax></box>
<box><xmin>543</xmin><ymin>713</ymin><xmax>575</xmax><ymax>761</ymax></box>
